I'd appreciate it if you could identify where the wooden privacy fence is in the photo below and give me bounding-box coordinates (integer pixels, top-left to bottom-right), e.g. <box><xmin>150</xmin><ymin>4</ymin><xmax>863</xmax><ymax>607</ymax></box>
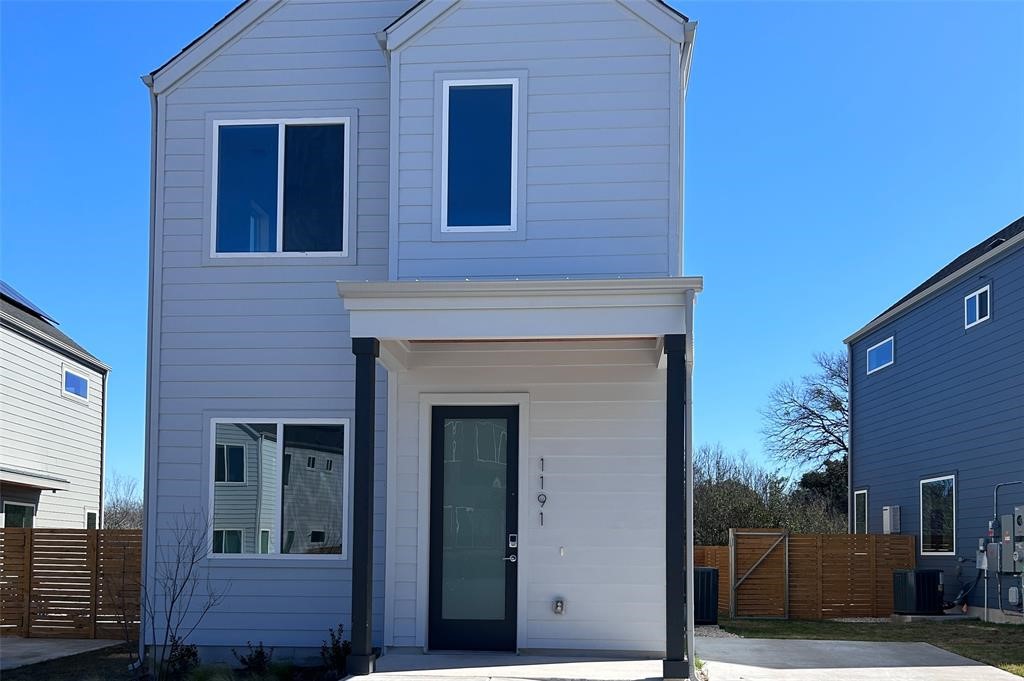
<box><xmin>0</xmin><ymin>528</ymin><xmax>142</xmax><ymax>638</ymax></box>
<box><xmin>694</xmin><ymin>529</ymin><xmax>916</xmax><ymax>620</ymax></box>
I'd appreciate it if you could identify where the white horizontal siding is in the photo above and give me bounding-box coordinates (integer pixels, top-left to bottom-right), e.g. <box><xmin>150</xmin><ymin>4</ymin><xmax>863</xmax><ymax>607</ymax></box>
<box><xmin>394</xmin><ymin>0</ymin><xmax>677</xmax><ymax>280</ymax></box>
<box><xmin>149</xmin><ymin>0</ymin><xmax>415</xmax><ymax>649</ymax></box>
<box><xmin>389</xmin><ymin>340</ymin><xmax>666</xmax><ymax>653</ymax></box>
<box><xmin>0</xmin><ymin>327</ymin><xmax>103</xmax><ymax>528</ymax></box>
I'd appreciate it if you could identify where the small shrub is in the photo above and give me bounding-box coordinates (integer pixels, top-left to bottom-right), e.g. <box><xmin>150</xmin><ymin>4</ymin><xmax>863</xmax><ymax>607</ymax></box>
<box><xmin>185</xmin><ymin>664</ymin><xmax>236</xmax><ymax>681</ymax></box>
<box><xmin>233</xmin><ymin>641</ymin><xmax>274</xmax><ymax>675</ymax></box>
<box><xmin>319</xmin><ymin>624</ymin><xmax>352</xmax><ymax>677</ymax></box>
<box><xmin>167</xmin><ymin>636</ymin><xmax>200</xmax><ymax>679</ymax></box>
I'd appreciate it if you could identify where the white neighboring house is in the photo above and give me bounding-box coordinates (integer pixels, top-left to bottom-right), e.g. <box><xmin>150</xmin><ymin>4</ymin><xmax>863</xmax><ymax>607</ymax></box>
<box><xmin>0</xmin><ymin>281</ymin><xmax>109</xmax><ymax>529</ymax></box>
<box><xmin>143</xmin><ymin>1</ymin><xmax>701</xmax><ymax>678</ymax></box>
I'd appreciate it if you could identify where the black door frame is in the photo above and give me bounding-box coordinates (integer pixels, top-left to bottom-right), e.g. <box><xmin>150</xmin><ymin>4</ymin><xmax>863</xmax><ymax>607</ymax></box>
<box><xmin>428</xmin><ymin>405</ymin><xmax>519</xmax><ymax>651</ymax></box>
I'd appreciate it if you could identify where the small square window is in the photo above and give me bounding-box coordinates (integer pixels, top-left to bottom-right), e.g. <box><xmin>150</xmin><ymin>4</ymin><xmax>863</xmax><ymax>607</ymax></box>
<box><xmin>63</xmin><ymin>368</ymin><xmax>89</xmax><ymax>400</ymax></box>
<box><xmin>866</xmin><ymin>337</ymin><xmax>894</xmax><ymax>374</ymax></box>
<box><xmin>215</xmin><ymin>444</ymin><xmax>246</xmax><ymax>483</ymax></box>
<box><xmin>306</xmin><ymin>456</ymin><xmax>316</xmax><ymax>469</ymax></box>
<box><xmin>213</xmin><ymin>529</ymin><xmax>243</xmax><ymax>554</ymax></box>
<box><xmin>325</xmin><ymin>459</ymin><xmax>333</xmax><ymax>472</ymax></box>
<box><xmin>310</xmin><ymin>530</ymin><xmax>326</xmax><ymax>543</ymax></box>
<box><xmin>964</xmin><ymin>285</ymin><xmax>991</xmax><ymax>329</ymax></box>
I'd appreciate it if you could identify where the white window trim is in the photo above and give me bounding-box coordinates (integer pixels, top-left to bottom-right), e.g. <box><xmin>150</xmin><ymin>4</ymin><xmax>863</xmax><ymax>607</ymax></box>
<box><xmin>853</xmin><ymin>489</ymin><xmax>868</xmax><ymax>534</ymax></box>
<box><xmin>440</xmin><ymin>79</ymin><xmax>519</xmax><ymax>233</ymax></box>
<box><xmin>213</xmin><ymin>528</ymin><xmax>244</xmax><ymax>554</ymax></box>
<box><xmin>964</xmin><ymin>284</ymin><xmax>991</xmax><ymax>329</ymax></box>
<box><xmin>259</xmin><ymin>528</ymin><xmax>271</xmax><ymax>554</ymax></box>
<box><xmin>61</xmin><ymin>364</ymin><xmax>90</xmax><ymax>402</ymax></box>
<box><xmin>214</xmin><ymin>443</ymin><xmax>247</xmax><ymax>485</ymax></box>
<box><xmin>4</xmin><ymin>501</ymin><xmax>36</xmax><ymax>528</ymax></box>
<box><xmin>208</xmin><ymin>417</ymin><xmax>351</xmax><ymax>561</ymax></box>
<box><xmin>866</xmin><ymin>336</ymin><xmax>895</xmax><ymax>375</ymax></box>
<box><xmin>210</xmin><ymin>117</ymin><xmax>351</xmax><ymax>258</ymax></box>
<box><xmin>919</xmin><ymin>474</ymin><xmax>956</xmax><ymax>556</ymax></box>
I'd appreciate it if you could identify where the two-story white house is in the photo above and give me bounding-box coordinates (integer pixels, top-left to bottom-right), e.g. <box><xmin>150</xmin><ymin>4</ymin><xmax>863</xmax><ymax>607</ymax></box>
<box><xmin>142</xmin><ymin>1</ymin><xmax>701</xmax><ymax>678</ymax></box>
<box><xmin>1</xmin><ymin>281</ymin><xmax>109</xmax><ymax>529</ymax></box>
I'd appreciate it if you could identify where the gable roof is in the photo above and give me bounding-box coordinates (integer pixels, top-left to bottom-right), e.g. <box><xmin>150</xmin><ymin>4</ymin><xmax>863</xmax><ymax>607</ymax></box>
<box><xmin>0</xmin><ymin>281</ymin><xmax>109</xmax><ymax>372</ymax></box>
<box><xmin>384</xmin><ymin>0</ymin><xmax>690</xmax><ymax>50</ymax></box>
<box><xmin>845</xmin><ymin>215</ymin><xmax>1024</xmax><ymax>344</ymax></box>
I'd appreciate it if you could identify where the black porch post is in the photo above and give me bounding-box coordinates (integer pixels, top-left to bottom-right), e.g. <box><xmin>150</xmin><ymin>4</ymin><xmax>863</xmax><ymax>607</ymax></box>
<box><xmin>350</xmin><ymin>337</ymin><xmax>380</xmax><ymax>676</ymax></box>
<box><xmin>664</xmin><ymin>333</ymin><xmax>688</xmax><ymax>680</ymax></box>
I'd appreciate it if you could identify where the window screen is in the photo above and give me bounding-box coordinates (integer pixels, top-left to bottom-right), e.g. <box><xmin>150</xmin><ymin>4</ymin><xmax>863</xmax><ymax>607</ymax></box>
<box><xmin>215</xmin><ymin>125</ymin><xmax>278</xmax><ymax>253</ymax></box>
<box><xmin>64</xmin><ymin>370</ymin><xmax>89</xmax><ymax>399</ymax></box>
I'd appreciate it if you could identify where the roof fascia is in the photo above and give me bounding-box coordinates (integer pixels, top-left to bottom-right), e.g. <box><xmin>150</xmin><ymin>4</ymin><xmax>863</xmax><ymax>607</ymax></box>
<box><xmin>148</xmin><ymin>0</ymin><xmax>283</xmax><ymax>95</ymax></box>
<box><xmin>0</xmin><ymin>312</ymin><xmax>111</xmax><ymax>374</ymax></box>
<box><xmin>616</xmin><ymin>0</ymin><xmax>687</xmax><ymax>43</ymax></box>
<box><xmin>385</xmin><ymin>0</ymin><xmax>687</xmax><ymax>52</ymax></box>
<box><xmin>844</xmin><ymin>231</ymin><xmax>1024</xmax><ymax>345</ymax></box>
<box><xmin>386</xmin><ymin>0</ymin><xmax>458</xmax><ymax>52</ymax></box>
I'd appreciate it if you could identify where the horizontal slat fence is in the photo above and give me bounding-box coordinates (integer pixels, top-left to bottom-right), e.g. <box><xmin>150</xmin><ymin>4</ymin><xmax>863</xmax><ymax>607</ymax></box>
<box><xmin>0</xmin><ymin>529</ymin><xmax>141</xmax><ymax>639</ymax></box>
<box><xmin>695</xmin><ymin>530</ymin><xmax>915</xmax><ymax>620</ymax></box>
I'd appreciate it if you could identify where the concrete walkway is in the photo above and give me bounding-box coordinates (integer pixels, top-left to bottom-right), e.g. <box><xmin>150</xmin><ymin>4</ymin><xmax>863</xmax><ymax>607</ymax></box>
<box><xmin>0</xmin><ymin>636</ymin><xmax>121</xmax><ymax>671</ymax></box>
<box><xmin>374</xmin><ymin>653</ymin><xmax>662</xmax><ymax>680</ymax></box>
<box><xmin>696</xmin><ymin>638</ymin><xmax>1019</xmax><ymax>681</ymax></box>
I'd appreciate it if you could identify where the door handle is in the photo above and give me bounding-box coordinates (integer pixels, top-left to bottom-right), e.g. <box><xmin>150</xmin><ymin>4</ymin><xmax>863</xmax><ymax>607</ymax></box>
<box><xmin>502</xmin><ymin>555</ymin><xmax>518</xmax><ymax>563</ymax></box>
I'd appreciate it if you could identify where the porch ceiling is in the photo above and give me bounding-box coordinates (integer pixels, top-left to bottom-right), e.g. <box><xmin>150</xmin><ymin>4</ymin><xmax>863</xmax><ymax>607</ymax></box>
<box><xmin>336</xmin><ymin>277</ymin><xmax>702</xmax><ymax>344</ymax></box>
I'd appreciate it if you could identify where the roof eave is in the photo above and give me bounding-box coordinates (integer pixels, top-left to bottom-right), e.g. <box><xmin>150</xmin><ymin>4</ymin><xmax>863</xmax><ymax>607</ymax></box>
<box><xmin>844</xmin><ymin>230</ymin><xmax>1024</xmax><ymax>345</ymax></box>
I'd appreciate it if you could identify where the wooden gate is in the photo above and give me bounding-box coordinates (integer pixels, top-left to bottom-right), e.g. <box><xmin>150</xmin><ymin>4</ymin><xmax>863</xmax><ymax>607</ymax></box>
<box><xmin>0</xmin><ymin>528</ymin><xmax>141</xmax><ymax>638</ymax></box>
<box><xmin>728</xmin><ymin>529</ymin><xmax>788</xmax><ymax>618</ymax></box>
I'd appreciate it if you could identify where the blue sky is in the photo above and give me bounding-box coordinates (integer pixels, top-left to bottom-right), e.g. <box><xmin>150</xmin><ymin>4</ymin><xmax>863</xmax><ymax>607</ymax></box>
<box><xmin>1</xmin><ymin>1</ymin><xmax>1021</xmax><ymax>487</ymax></box>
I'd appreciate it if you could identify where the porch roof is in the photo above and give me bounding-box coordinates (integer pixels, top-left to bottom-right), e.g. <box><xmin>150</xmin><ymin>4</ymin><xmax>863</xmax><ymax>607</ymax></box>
<box><xmin>336</xmin><ymin>277</ymin><xmax>702</xmax><ymax>342</ymax></box>
<box><xmin>0</xmin><ymin>466</ymin><xmax>71</xmax><ymax>492</ymax></box>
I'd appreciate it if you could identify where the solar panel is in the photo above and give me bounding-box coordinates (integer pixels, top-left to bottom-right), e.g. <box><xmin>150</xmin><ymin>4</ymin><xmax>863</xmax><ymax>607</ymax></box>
<box><xmin>0</xmin><ymin>281</ymin><xmax>58</xmax><ymax>324</ymax></box>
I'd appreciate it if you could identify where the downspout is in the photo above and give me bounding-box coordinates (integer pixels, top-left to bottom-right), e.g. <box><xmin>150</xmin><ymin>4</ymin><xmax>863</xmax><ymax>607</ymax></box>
<box><xmin>139</xmin><ymin>71</ymin><xmax>158</xmax><ymax>668</ymax></box>
<box><xmin>99</xmin><ymin>370</ymin><xmax>108</xmax><ymax>528</ymax></box>
<box><xmin>684</xmin><ymin>289</ymin><xmax>696</xmax><ymax>681</ymax></box>
<box><xmin>846</xmin><ymin>343</ymin><xmax>854</xmax><ymax>533</ymax></box>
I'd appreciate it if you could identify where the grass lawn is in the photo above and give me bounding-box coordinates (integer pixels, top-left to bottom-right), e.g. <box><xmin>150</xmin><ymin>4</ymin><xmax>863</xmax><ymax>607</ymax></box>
<box><xmin>2</xmin><ymin>642</ymin><xmax>136</xmax><ymax>681</ymax></box>
<box><xmin>718</xmin><ymin>617</ymin><xmax>1024</xmax><ymax>677</ymax></box>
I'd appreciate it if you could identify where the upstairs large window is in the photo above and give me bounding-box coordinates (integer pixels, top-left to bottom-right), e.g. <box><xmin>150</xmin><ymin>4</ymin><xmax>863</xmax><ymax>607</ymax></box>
<box><xmin>213</xmin><ymin>119</ymin><xmax>349</xmax><ymax>256</ymax></box>
<box><xmin>442</xmin><ymin>80</ymin><xmax>518</xmax><ymax>232</ymax></box>
<box><xmin>920</xmin><ymin>475</ymin><xmax>955</xmax><ymax>555</ymax></box>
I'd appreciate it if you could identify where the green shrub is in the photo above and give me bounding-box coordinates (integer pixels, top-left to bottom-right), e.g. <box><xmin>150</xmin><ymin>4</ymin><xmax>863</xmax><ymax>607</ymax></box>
<box><xmin>319</xmin><ymin>624</ymin><xmax>352</xmax><ymax>677</ymax></box>
<box><xmin>232</xmin><ymin>641</ymin><xmax>274</xmax><ymax>675</ymax></box>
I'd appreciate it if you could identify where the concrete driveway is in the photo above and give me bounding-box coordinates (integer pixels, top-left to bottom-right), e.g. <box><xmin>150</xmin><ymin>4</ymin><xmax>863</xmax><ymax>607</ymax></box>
<box><xmin>697</xmin><ymin>638</ymin><xmax>1019</xmax><ymax>681</ymax></box>
<box><xmin>0</xmin><ymin>636</ymin><xmax>121</xmax><ymax>671</ymax></box>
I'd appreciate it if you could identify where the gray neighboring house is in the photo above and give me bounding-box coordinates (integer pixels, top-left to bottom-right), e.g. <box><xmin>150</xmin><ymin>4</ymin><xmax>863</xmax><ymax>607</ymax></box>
<box><xmin>142</xmin><ymin>0</ymin><xmax>703</xmax><ymax>676</ymax></box>
<box><xmin>846</xmin><ymin>215</ymin><xmax>1024</xmax><ymax>623</ymax></box>
<box><xmin>0</xmin><ymin>281</ymin><xmax>109</xmax><ymax>529</ymax></box>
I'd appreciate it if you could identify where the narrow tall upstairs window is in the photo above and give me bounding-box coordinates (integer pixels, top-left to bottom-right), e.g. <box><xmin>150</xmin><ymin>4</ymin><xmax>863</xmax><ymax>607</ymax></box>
<box><xmin>214</xmin><ymin>119</ymin><xmax>348</xmax><ymax>255</ymax></box>
<box><xmin>964</xmin><ymin>285</ymin><xmax>990</xmax><ymax>329</ymax></box>
<box><xmin>853</xmin><ymin>490</ymin><xmax>868</xmax><ymax>534</ymax></box>
<box><xmin>866</xmin><ymin>336</ymin><xmax>894</xmax><ymax>374</ymax></box>
<box><xmin>442</xmin><ymin>80</ymin><xmax>517</xmax><ymax>232</ymax></box>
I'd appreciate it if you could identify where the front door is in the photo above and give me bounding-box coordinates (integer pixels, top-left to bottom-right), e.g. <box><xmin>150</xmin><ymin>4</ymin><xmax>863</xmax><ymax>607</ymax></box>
<box><xmin>429</xmin><ymin>406</ymin><xmax>519</xmax><ymax>651</ymax></box>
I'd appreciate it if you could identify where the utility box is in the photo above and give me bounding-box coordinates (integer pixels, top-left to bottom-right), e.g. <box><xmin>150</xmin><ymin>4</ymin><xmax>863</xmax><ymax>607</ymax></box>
<box><xmin>882</xmin><ymin>505</ymin><xmax>901</xmax><ymax>534</ymax></box>
<box><xmin>998</xmin><ymin>513</ymin><xmax>1024</xmax><ymax>574</ymax></box>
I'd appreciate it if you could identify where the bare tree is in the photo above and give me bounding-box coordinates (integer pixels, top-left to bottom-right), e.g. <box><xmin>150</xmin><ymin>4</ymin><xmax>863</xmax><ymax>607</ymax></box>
<box><xmin>133</xmin><ymin>509</ymin><xmax>228</xmax><ymax>680</ymax></box>
<box><xmin>694</xmin><ymin>443</ymin><xmax>845</xmax><ymax>545</ymax></box>
<box><xmin>761</xmin><ymin>351</ymin><xmax>849</xmax><ymax>468</ymax></box>
<box><xmin>105</xmin><ymin>471</ymin><xmax>145</xmax><ymax>529</ymax></box>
